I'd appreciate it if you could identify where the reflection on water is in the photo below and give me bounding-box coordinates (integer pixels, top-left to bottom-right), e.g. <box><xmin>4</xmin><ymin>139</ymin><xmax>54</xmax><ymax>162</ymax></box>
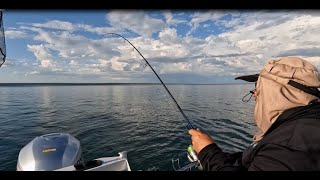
<box><xmin>0</xmin><ymin>84</ymin><xmax>256</xmax><ymax>171</ymax></box>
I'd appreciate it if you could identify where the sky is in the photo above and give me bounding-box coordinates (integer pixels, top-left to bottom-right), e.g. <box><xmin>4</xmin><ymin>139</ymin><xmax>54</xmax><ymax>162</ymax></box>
<box><xmin>1</xmin><ymin>10</ymin><xmax>320</xmax><ymax>84</ymax></box>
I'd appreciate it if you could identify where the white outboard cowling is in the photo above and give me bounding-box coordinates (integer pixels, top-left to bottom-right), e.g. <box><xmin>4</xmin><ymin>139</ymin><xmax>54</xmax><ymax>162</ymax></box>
<box><xmin>17</xmin><ymin>133</ymin><xmax>82</xmax><ymax>171</ymax></box>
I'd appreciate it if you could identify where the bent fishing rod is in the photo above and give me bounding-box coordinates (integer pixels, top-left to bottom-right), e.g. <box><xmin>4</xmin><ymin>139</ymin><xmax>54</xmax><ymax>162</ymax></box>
<box><xmin>101</xmin><ymin>33</ymin><xmax>194</xmax><ymax>130</ymax></box>
<box><xmin>102</xmin><ymin>33</ymin><xmax>201</xmax><ymax>168</ymax></box>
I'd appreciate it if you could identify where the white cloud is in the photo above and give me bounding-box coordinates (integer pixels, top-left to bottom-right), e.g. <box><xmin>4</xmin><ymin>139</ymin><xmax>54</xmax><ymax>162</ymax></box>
<box><xmin>32</xmin><ymin>20</ymin><xmax>76</xmax><ymax>31</ymax></box>
<box><xmin>106</xmin><ymin>10</ymin><xmax>166</xmax><ymax>38</ymax></box>
<box><xmin>204</xmin><ymin>35</ymin><xmax>240</xmax><ymax>56</ymax></box>
<box><xmin>5</xmin><ymin>30</ymin><xmax>27</xmax><ymax>39</ymax></box>
<box><xmin>27</xmin><ymin>44</ymin><xmax>54</xmax><ymax>68</ymax></box>
<box><xmin>110</xmin><ymin>56</ymin><xmax>126</xmax><ymax>71</ymax></box>
<box><xmin>160</xmin><ymin>62</ymin><xmax>192</xmax><ymax>74</ymax></box>
<box><xmin>158</xmin><ymin>28</ymin><xmax>178</xmax><ymax>42</ymax></box>
<box><xmin>25</xmin><ymin>71</ymin><xmax>40</xmax><ymax>76</ymax></box>
<box><xmin>190</xmin><ymin>11</ymin><xmax>226</xmax><ymax>25</ymax></box>
<box><xmin>162</xmin><ymin>11</ymin><xmax>187</xmax><ymax>26</ymax></box>
<box><xmin>77</xmin><ymin>24</ymin><xmax>123</xmax><ymax>35</ymax></box>
<box><xmin>187</xmin><ymin>11</ymin><xmax>227</xmax><ymax>36</ymax></box>
<box><xmin>220</xmin><ymin>12</ymin><xmax>320</xmax><ymax>62</ymax></box>
<box><xmin>11</xmin><ymin>11</ymin><xmax>320</xmax><ymax>82</ymax></box>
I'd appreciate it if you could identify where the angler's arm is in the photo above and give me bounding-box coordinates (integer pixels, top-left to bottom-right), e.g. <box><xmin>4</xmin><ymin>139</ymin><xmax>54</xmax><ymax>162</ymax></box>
<box><xmin>198</xmin><ymin>143</ymin><xmax>244</xmax><ymax>171</ymax></box>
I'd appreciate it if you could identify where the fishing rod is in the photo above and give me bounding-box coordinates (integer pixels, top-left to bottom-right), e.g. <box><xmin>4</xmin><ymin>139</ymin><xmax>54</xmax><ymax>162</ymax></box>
<box><xmin>101</xmin><ymin>33</ymin><xmax>194</xmax><ymax>130</ymax></box>
<box><xmin>101</xmin><ymin>33</ymin><xmax>201</xmax><ymax>169</ymax></box>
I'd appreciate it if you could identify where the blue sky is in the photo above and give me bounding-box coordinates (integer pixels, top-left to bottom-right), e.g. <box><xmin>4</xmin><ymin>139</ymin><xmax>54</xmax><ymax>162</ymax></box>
<box><xmin>1</xmin><ymin>10</ymin><xmax>320</xmax><ymax>83</ymax></box>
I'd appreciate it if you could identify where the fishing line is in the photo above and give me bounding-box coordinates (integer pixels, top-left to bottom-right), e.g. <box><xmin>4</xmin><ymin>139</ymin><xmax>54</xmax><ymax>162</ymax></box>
<box><xmin>100</xmin><ymin>33</ymin><xmax>195</xmax><ymax>130</ymax></box>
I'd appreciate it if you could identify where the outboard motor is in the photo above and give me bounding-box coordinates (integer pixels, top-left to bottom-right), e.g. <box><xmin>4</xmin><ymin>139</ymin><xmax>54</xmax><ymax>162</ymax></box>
<box><xmin>17</xmin><ymin>133</ymin><xmax>82</xmax><ymax>171</ymax></box>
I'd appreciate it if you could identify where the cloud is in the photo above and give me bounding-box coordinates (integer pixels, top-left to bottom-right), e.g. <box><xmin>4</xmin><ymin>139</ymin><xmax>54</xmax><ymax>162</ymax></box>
<box><xmin>8</xmin><ymin>10</ymin><xmax>320</xmax><ymax>83</ymax></box>
<box><xmin>27</xmin><ymin>44</ymin><xmax>54</xmax><ymax>68</ymax></box>
<box><xmin>162</xmin><ymin>11</ymin><xmax>188</xmax><ymax>26</ymax></box>
<box><xmin>158</xmin><ymin>28</ymin><xmax>178</xmax><ymax>41</ymax></box>
<box><xmin>204</xmin><ymin>35</ymin><xmax>240</xmax><ymax>56</ymax></box>
<box><xmin>218</xmin><ymin>11</ymin><xmax>320</xmax><ymax>65</ymax></box>
<box><xmin>32</xmin><ymin>20</ymin><xmax>76</xmax><ymax>31</ymax></box>
<box><xmin>277</xmin><ymin>47</ymin><xmax>320</xmax><ymax>57</ymax></box>
<box><xmin>25</xmin><ymin>71</ymin><xmax>40</xmax><ymax>76</ymax></box>
<box><xmin>187</xmin><ymin>11</ymin><xmax>227</xmax><ymax>36</ymax></box>
<box><xmin>0</xmin><ymin>58</ymin><xmax>30</xmax><ymax>67</ymax></box>
<box><xmin>77</xmin><ymin>24</ymin><xmax>122</xmax><ymax>35</ymax></box>
<box><xmin>190</xmin><ymin>11</ymin><xmax>226</xmax><ymax>25</ymax></box>
<box><xmin>5</xmin><ymin>30</ymin><xmax>27</xmax><ymax>39</ymax></box>
<box><xmin>106</xmin><ymin>10</ymin><xmax>167</xmax><ymax>38</ymax></box>
<box><xmin>103</xmin><ymin>11</ymin><xmax>320</xmax><ymax>78</ymax></box>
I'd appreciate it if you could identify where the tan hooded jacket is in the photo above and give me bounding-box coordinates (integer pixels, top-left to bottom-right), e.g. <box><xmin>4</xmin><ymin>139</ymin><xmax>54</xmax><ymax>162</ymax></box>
<box><xmin>253</xmin><ymin>57</ymin><xmax>320</xmax><ymax>141</ymax></box>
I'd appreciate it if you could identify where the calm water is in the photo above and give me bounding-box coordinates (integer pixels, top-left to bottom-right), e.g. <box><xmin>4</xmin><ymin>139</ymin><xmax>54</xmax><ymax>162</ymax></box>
<box><xmin>0</xmin><ymin>84</ymin><xmax>257</xmax><ymax>171</ymax></box>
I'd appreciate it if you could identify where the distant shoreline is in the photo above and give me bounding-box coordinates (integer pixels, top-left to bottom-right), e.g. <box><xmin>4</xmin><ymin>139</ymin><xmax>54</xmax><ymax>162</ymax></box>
<box><xmin>0</xmin><ymin>83</ymin><xmax>253</xmax><ymax>86</ymax></box>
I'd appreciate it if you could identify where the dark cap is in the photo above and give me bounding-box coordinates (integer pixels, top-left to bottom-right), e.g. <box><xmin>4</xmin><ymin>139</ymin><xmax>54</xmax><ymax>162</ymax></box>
<box><xmin>235</xmin><ymin>74</ymin><xmax>259</xmax><ymax>82</ymax></box>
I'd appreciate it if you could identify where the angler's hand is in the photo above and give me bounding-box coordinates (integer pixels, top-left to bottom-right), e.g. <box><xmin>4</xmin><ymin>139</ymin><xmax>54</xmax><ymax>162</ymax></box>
<box><xmin>188</xmin><ymin>128</ymin><xmax>214</xmax><ymax>154</ymax></box>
